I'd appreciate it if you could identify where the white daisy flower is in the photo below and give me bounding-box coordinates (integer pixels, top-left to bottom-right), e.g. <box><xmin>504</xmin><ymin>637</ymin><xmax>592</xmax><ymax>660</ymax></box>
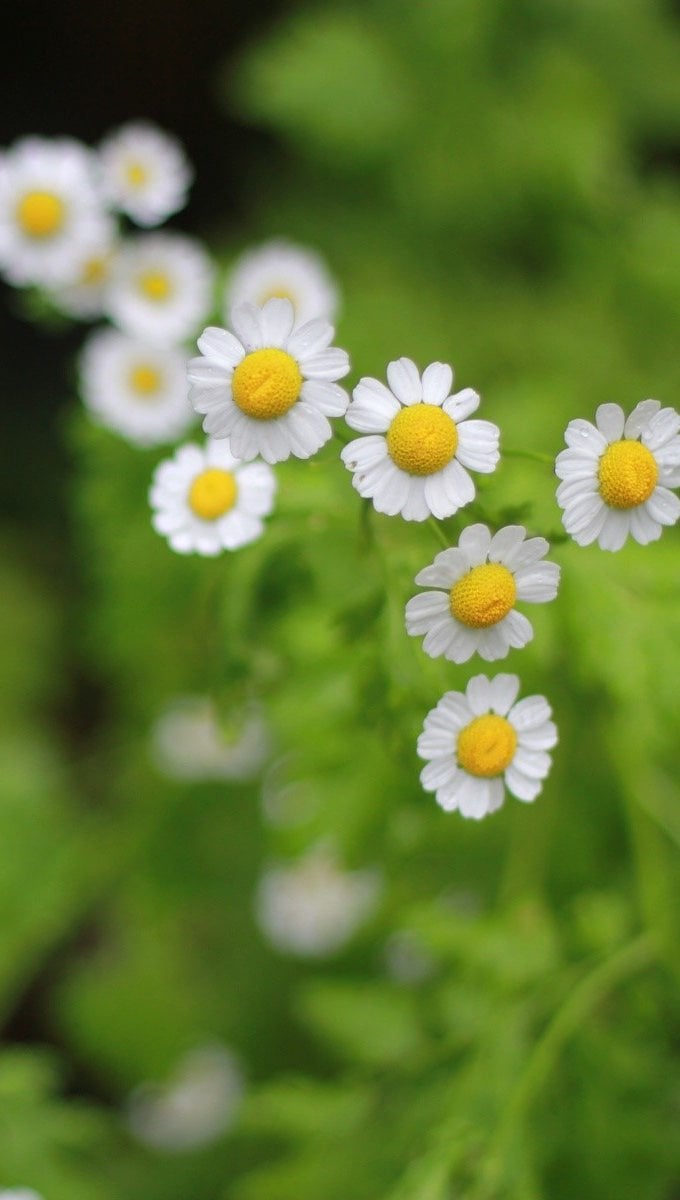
<box><xmin>126</xmin><ymin>1044</ymin><xmax>244</xmax><ymax>1153</ymax></box>
<box><xmin>255</xmin><ymin>846</ymin><xmax>381</xmax><ymax>958</ymax></box>
<box><xmin>405</xmin><ymin>524</ymin><xmax>560</xmax><ymax>663</ymax></box>
<box><xmin>188</xmin><ymin>298</ymin><xmax>350</xmax><ymax>464</ymax></box>
<box><xmin>98</xmin><ymin>120</ymin><xmax>194</xmax><ymax>227</ymax></box>
<box><xmin>79</xmin><ymin>328</ymin><xmax>194</xmax><ymax>446</ymax></box>
<box><xmin>555</xmin><ymin>400</ymin><xmax>680</xmax><ymax>551</ymax></box>
<box><xmin>151</xmin><ymin>696</ymin><xmax>269</xmax><ymax>782</ymax></box>
<box><xmin>225</xmin><ymin>239</ymin><xmax>339</xmax><ymax>327</ymax></box>
<box><xmin>150</xmin><ymin>439</ymin><xmax>276</xmax><ymax>555</ymax></box>
<box><xmin>0</xmin><ymin>136</ymin><xmax>107</xmax><ymax>287</ymax></box>
<box><xmin>48</xmin><ymin>215</ymin><xmax>119</xmax><ymax>319</ymax></box>
<box><xmin>106</xmin><ymin>232</ymin><xmax>214</xmax><ymax>345</ymax></box>
<box><xmin>417</xmin><ymin>674</ymin><xmax>558</xmax><ymax>819</ymax></box>
<box><xmin>341</xmin><ymin>358</ymin><xmax>500</xmax><ymax>521</ymax></box>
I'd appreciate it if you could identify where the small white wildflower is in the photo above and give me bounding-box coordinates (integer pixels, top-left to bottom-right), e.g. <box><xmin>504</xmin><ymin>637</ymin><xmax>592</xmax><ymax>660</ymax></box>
<box><xmin>150</xmin><ymin>439</ymin><xmax>276</xmax><ymax>555</ymax></box>
<box><xmin>341</xmin><ymin>357</ymin><xmax>500</xmax><ymax>521</ymax></box>
<box><xmin>418</xmin><ymin>674</ymin><xmax>558</xmax><ymax>819</ymax></box>
<box><xmin>151</xmin><ymin>697</ymin><xmax>269</xmax><ymax>782</ymax></box>
<box><xmin>79</xmin><ymin>327</ymin><xmax>194</xmax><ymax>446</ymax></box>
<box><xmin>256</xmin><ymin>846</ymin><xmax>381</xmax><ymax>958</ymax></box>
<box><xmin>98</xmin><ymin>120</ymin><xmax>194</xmax><ymax>227</ymax></box>
<box><xmin>555</xmin><ymin>400</ymin><xmax>680</xmax><ymax>551</ymax></box>
<box><xmin>405</xmin><ymin>524</ymin><xmax>560</xmax><ymax>663</ymax></box>
<box><xmin>225</xmin><ymin>239</ymin><xmax>339</xmax><ymax>327</ymax></box>
<box><xmin>189</xmin><ymin>298</ymin><xmax>350</xmax><ymax>463</ymax></box>
<box><xmin>106</xmin><ymin>232</ymin><xmax>214</xmax><ymax>345</ymax></box>
<box><xmin>126</xmin><ymin>1044</ymin><xmax>244</xmax><ymax>1153</ymax></box>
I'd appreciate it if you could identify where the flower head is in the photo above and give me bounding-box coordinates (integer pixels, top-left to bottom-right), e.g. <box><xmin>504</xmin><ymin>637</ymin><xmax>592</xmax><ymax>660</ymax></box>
<box><xmin>106</xmin><ymin>232</ymin><xmax>214</xmax><ymax>345</ymax></box>
<box><xmin>188</xmin><ymin>298</ymin><xmax>350</xmax><ymax>463</ymax></box>
<box><xmin>406</xmin><ymin>524</ymin><xmax>560</xmax><ymax>663</ymax></box>
<box><xmin>0</xmin><ymin>137</ymin><xmax>106</xmax><ymax>287</ymax></box>
<box><xmin>126</xmin><ymin>1044</ymin><xmax>244</xmax><ymax>1152</ymax></box>
<box><xmin>555</xmin><ymin>400</ymin><xmax>680</xmax><ymax>551</ymax></box>
<box><xmin>417</xmin><ymin>674</ymin><xmax>557</xmax><ymax>819</ymax></box>
<box><xmin>79</xmin><ymin>328</ymin><xmax>194</xmax><ymax>446</ymax></box>
<box><xmin>151</xmin><ymin>696</ymin><xmax>269</xmax><ymax>782</ymax></box>
<box><xmin>150</xmin><ymin>439</ymin><xmax>276</xmax><ymax>555</ymax></box>
<box><xmin>48</xmin><ymin>216</ymin><xmax>119</xmax><ymax>319</ymax></box>
<box><xmin>225</xmin><ymin>239</ymin><xmax>339</xmax><ymax>327</ymax></box>
<box><xmin>341</xmin><ymin>358</ymin><xmax>500</xmax><ymax>521</ymax></box>
<box><xmin>255</xmin><ymin>846</ymin><xmax>381</xmax><ymax>958</ymax></box>
<box><xmin>98</xmin><ymin>120</ymin><xmax>194</xmax><ymax>227</ymax></box>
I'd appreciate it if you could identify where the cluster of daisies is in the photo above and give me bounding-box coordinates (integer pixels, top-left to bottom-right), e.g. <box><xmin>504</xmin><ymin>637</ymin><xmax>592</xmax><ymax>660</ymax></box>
<box><xmin>5</xmin><ymin>125</ymin><xmax>680</xmax><ymax>822</ymax></box>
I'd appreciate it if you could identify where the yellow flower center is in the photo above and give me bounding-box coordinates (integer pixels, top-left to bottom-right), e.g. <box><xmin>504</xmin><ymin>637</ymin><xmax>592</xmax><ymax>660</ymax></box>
<box><xmin>188</xmin><ymin>469</ymin><xmax>238</xmax><ymax>520</ymax></box>
<box><xmin>450</xmin><ymin>563</ymin><xmax>517</xmax><ymax>628</ymax></box>
<box><xmin>232</xmin><ymin>348</ymin><xmax>302</xmax><ymax>420</ymax></box>
<box><xmin>457</xmin><ymin>714</ymin><xmax>518</xmax><ymax>778</ymax></box>
<box><xmin>17</xmin><ymin>190</ymin><xmax>65</xmax><ymax>239</ymax></box>
<box><xmin>386</xmin><ymin>404</ymin><xmax>458</xmax><ymax>476</ymax></box>
<box><xmin>597</xmin><ymin>439</ymin><xmax>658</xmax><ymax>510</ymax></box>
<box><xmin>139</xmin><ymin>270</ymin><xmax>172</xmax><ymax>302</ymax></box>
<box><xmin>125</xmin><ymin>160</ymin><xmax>149</xmax><ymax>188</ymax></box>
<box><xmin>129</xmin><ymin>364</ymin><xmax>162</xmax><ymax>396</ymax></box>
<box><xmin>81</xmin><ymin>256</ymin><xmax>107</xmax><ymax>286</ymax></box>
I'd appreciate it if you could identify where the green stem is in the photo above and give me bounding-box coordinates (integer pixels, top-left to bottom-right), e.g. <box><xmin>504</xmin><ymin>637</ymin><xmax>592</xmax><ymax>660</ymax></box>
<box><xmin>428</xmin><ymin>517</ymin><xmax>451</xmax><ymax>550</ymax></box>
<box><xmin>472</xmin><ymin>930</ymin><xmax>657</xmax><ymax>1199</ymax></box>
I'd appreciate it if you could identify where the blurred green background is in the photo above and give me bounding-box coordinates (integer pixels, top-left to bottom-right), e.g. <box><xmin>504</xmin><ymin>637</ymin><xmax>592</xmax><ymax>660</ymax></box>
<box><xmin>1</xmin><ymin>1</ymin><xmax>680</xmax><ymax>1197</ymax></box>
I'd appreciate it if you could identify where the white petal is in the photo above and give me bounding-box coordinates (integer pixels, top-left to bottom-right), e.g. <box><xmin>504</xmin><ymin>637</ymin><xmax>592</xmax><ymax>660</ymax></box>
<box><xmin>595</xmin><ymin>403</ymin><xmax>625</xmax><ymax>443</ymax></box>
<box><xmin>597</xmin><ymin>509</ymin><xmax>631</xmax><ymax>552</ymax></box>
<box><xmin>458</xmin><ymin>523</ymin><xmax>492</xmax><ymax>563</ymax></box>
<box><xmin>348</xmin><ymin>379</ymin><xmax>400</xmax><ymax>431</ymax></box>
<box><xmin>487</xmin><ymin>673</ymin><xmax>520</xmax><ymax>714</ymax></box>
<box><xmin>230</xmin><ymin>302</ymin><xmax>266</xmax><ymax>349</ymax></box>
<box><xmin>287</xmin><ymin>318</ymin><xmax>334</xmax><ymax>358</ymax></box>
<box><xmin>564</xmin><ymin>419</ymin><xmax>606</xmax><ymax>453</ymax></box>
<box><xmin>624</xmin><ymin>399</ymin><xmax>660</xmax><ymax>438</ymax></box>
<box><xmin>455</xmin><ymin>420</ymin><xmax>500</xmax><ymax>473</ymax></box>
<box><xmin>260</xmin><ymin>297</ymin><xmax>295</xmax><ymax>346</ymax></box>
<box><xmin>284</xmin><ymin>403</ymin><xmax>332</xmax><ymax>459</ymax></box>
<box><xmin>301</xmin><ymin>378</ymin><xmax>349</xmax><ymax>416</ymax></box>
<box><xmin>443</xmin><ymin>388</ymin><xmax>479</xmax><ymax>422</ymax></box>
<box><xmin>487</xmin><ymin>524</ymin><xmax>526</xmax><ymax>564</ymax></box>
<box><xmin>405</xmin><ymin>591</ymin><xmax>450</xmax><ymax>634</ymax></box>
<box><xmin>442</xmin><ymin>625</ymin><xmax>481</xmax><ymax>663</ymax></box>
<box><xmin>341</xmin><ymin>435</ymin><xmax>388</xmax><ymax>473</ymax></box>
<box><xmin>420</xmin><ymin>756</ymin><xmax>458</xmax><ymax>790</ymax></box>
<box><xmin>386</xmin><ymin>357</ymin><xmax>422</xmax><ymax>405</ymax></box>
<box><xmin>465</xmin><ymin>674</ymin><xmax>493</xmax><ymax>715</ymax></box>
<box><xmin>196</xmin><ymin>325</ymin><xmax>245</xmax><ymax>367</ymax></box>
<box><xmin>645</xmin><ymin>486</ymin><xmax>680</xmax><ymax>526</ymax></box>
<box><xmin>400</xmin><ymin>477</ymin><xmax>431</xmax><ymax>521</ymax></box>
<box><xmin>415</xmin><ymin>548</ymin><xmax>468</xmax><ymax>587</ymax></box>
<box><xmin>302</xmin><ymin>347</ymin><xmax>350</xmax><ymax>381</ymax></box>
<box><xmin>642</xmin><ymin>406</ymin><xmax>680</xmax><ymax>451</ymax></box>
<box><xmin>514</xmin><ymin>561</ymin><xmax>560</xmax><ymax>602</ymax></box>
<box><xmin>512</xmin><ymin>747</ymin><xmax>552</xmax><ymax>780</ymax></box>
<box><xmin>505</xmin><ymin>764</ymin><xmax>542</xmax><ymax>802</ymax></box>
<box><xmin>456</xmin><ymin>776</ymin><xmax>493</xmax><ymax>819</ymax></box>
<box><xmin>421</xmin><ymin>361</ymin><xmax>453</xmax><ymax>405</ymax></box>
<box><xmin>509</xmin><ymin>695</ymin><xmax>554</xmax><ymax>733</ymax></box>
<box><xmin>476</xmin><ymin>624</ymin><xmax>512</xmax><ymax>661</ymax></box>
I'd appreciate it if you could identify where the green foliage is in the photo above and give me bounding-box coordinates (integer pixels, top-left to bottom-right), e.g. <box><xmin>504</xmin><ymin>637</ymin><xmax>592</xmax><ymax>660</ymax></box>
<box><xmin>2</xmin><ymin>0</ymin><xmax>680</xmax><ymax>1197</ymax></box>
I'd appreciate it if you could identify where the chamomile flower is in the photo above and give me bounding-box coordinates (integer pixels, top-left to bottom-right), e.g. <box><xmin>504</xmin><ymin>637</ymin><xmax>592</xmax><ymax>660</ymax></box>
<box><xmin>107</xmin><ymin>232</ymin><xmax>214</xmax><ymax>345</ymax></box>
<box><xmin>405</xmin><ymin>524</ymin><xmax>560</xmax><ymax>663</ymax></box>
<box><xmin>225</xmin><ymin>239</ymin><xmax>339</xmax><ymax>327</ymax></box>
<box><xmin>48</xmin><ymin>216</ymin><xmax>118</xmax><ymax>319</ymax></box>
<box><xmin>341</xmin><ymin>358</ymin><xmax>500</xmax><ymax>521</ymax></box>
<box><xmin>98</xmin><ymin>120</ymin><xmax>194</xmax><ymax>226</ymax></box>
<box><xmin>79</xmin><ymin>328</ymin><xmax>194</xmax><ymax>447</ymax></box>
<box><xmin>188</xmin><ymin>298</ymin><xmax>350</xmax><ymax>463</ymax></box>
<box><xmin>555</xmin><ymin>400</ymin><xmax>680</xmax><ymax>551</ymax></box>
<box><xmin>126</xmin><ymin>1044</ymin><xmax>244</xmax><ymax>1152</ymax></box>
<box><xmin>0</xmin><ymin>136</ymin><xmax>106</xmax><ymax>287</ymax></box>
<box><xmin>255</xmin><ymin>846</ymin><xmax>381</xmax><ymax>958</ymax></box>
<box><xmin>150</xmin><ymin>439</ymin><xmax>276</xmax><ymax>555</ymax></box>
<box><xmin>417</xmin><ymin>674</ymin><xmax>557</xmax><ymax>819</ymax></box>
<box><xmin>151</xmin><ymin>696</ymin><xmax>269</xmax><ymax>782</ymax></box>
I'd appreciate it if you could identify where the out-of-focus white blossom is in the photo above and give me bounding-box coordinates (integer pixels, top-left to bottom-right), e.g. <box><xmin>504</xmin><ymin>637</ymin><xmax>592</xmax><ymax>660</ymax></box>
<box><xmin>255</xmin><ymin>846</ymin><xmax>381</xmax><ymax>958</ymax></box>
<box><xmin>152</xmin><ymin>696</ymin><xmax>270</xmax><ymax>781</ymax></box>
<box><xmin>126</xmin><ymin>1044</ymin><xmax>244</xmax><ymax>1153</ymax></box>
